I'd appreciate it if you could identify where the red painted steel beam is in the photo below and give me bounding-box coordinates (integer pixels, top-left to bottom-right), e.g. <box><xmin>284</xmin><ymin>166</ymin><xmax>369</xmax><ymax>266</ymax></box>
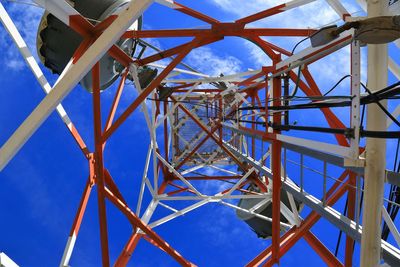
<box><xmin>245</xmin><ymin>228</ymin><xmax>295</xmax><ymax>267</ymax></box>
<box><xmin>167</xmin><ymin>182</ymin><xmax>196</xmax><ymax>195</ymax></box>
<box><xmin>114</xmin><ymin>233</ymin><xmax>142</xmax><ymax>267</ymax></box>
<box><xmin>104</xmin><ymin>71</ymin><xmax>127</xmax><ymax>132</ymax></box>
<box><xmin>137</xmin><ymin>36</ymin><xmax>222</xmax><ymax>66</ymax></box>
<box><xmin>92</xmin><ymin>63</ymin><xmax>111</xmax><ymax>267</ymax></box>
<box><xmin>94</xmin><ymin>15</ymin><xmax>118</xmax><ymax>35</ymax></box>
<box><xmin>102</xmin><ymin>37</ymin><xmax>204</xmax><ymax>142</ymax></box>
<box><xmin>174</xmin><ymin>100</ymin><xmax>268</xmax><ymax>192</ymax></box>
<box><xmin>68</xmin><ymin>176</ymin><xmax>93</xmax><ymax>239</ymax></box>
<box><xmin>247</xmin><ymin>170</ymin><xmax>349</xmax><ymax>266</ymax></box>
<box><xmin>104</xmin><ymin>187</ymin><xmax>195</xmax><ymax>266</ymax></box>
<box><xmin>247</xmin><ymin>36</ymin><xmax>279</xmax><ymax>60</ymax></box>
<box><xmin>174</xmin><ymin>82</ymin><xmax>258</xmax><ymax>169</ymax></box>
<box><xmin>173</xmin><ymin>2</ymin><xmax>220</xmax><ymax>24</ymax></box>
<box><xmin>104</xmin><ymin>170</ymin><xmax>128</xmax><ymax>206</ymax></box>
<box><xmin>181</xmin><ymin>175</ymin><xmax>242</xmax><ymax>180</ymax></box>
<box><xmin>304</xmin><ymin>231</ymin><xmax>344</xmax><ymax>267</ymax></box>
<box><xmin>299</xmin><ymin>68</ymin><xmax>349</xmax><ymax>147</ymax></box>
<box><xmin>175</xmin><ymin>125</ymin><xmax>218</xmax><ymax>169</ymax></box>
<box><xmin>157</xmin><ymin>180</ymin><xmax>169</xmax><ymax>195</ymax></box>
<box><xmin>220</xmin><ymin>181</ymin><xmax>252</xmax><ymax>195</ymax></box>
<box><xmin>276</xmin><ymin>35</ymin><xmax>353</xmax><ymax>74</ymax></box>
<box><xmin>263</xmin><ymin>40</ymin><xmax>292</xmax><ymax>56</ymax></box>
<box><xmin>69</xmin><ymin>15</ymin><xmax>95</xmax><ymax>37</ymax></box>
<box><xmin>260</xmin><ymin>173</ymin><xmax>350</xmax><ymax>266</ymax></box>
<box><xmin>124</xmin><ymin>28</ymin><xmax>315</xmax><ymax>38</ymax></box>
<box><xmin>167</xmin><ymin>187</ymin><xmax>191</xmax><ymax>196</ymax></box>
<box><xmin>102</xmin><ymin>72</ymin><xmax>128</xmax><ymax>150</ymax></box>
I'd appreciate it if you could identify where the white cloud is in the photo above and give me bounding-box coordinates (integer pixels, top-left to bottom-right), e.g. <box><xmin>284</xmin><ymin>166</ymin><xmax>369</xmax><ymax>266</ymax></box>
<box><xmin>0</xmin><ymin>3</ymin><xmax>43</xmax><ymax>71</ymax></box>
<box><xmin>208</xmin><ymin>0</ymin><xmax>339</xmax><ymax>27</ymax></box>
<box><xmin>187</xmin><ymin>47</ymin><xmax>243</xmax><ymax>76</ymax></box>
<box><xmin>5</xmin><ymin>58</ymin><xmax>25</xmax><ymax>70</ymax></box>
<box><xmin>206</xmin><ymin>0</ymin><xmax>362</xmax><ymax>79</ymax></box>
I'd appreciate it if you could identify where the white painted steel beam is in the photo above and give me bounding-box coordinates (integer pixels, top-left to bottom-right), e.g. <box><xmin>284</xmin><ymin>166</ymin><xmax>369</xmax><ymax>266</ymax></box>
<box><xmin>181</xmin><ymin>165</ymin><xmax>205</xmax><ymax>175</ymax></box>
<box><xmin>283</xmin><ymin>0</ymin><xmax>316</xmax><ymax>9</ymax></box>
<box><xmin>277</xmin><ymin>133</ymin><xmax>353</xmax><ymax>159</ymax></box>
<box><xmin>223</xmin><ymin>122</ymin><xmax>354</xmax><ymax>159</ymax></box>
<box><xmin>148</xmin><ymin>63</ymin><xmax>209</xmax><ymax>78</ymax></box>
<box><xmin>0</xmin><ymin>0</ymin><xmax>154</xmax><ymax>171</ymax></box>
<box><xmin>361</xmin><ymin>1</ymin><xmax>389</xmax><ymax>266</ymax></box>
<box><xmin>148</xmin><ymin>199</ymin><xmax>209</xmax><ymax>228</ymax></box>
<box><xmin>176</xmin><ymin>132</ymin><xmax>207</xmax><ymax>162</ymax></box>
<box><xmin>154</xmin><ymin>0</ymin><xmax>178</xmax><ymax>9</ymax></box>
<box><xmin>157</xmin><ymin>194</ymin><xmax>269</xmax><ymax>201</ymax></box>
<box><xmin>220</xmin><ymin>200</ymin><xmax>292</xmax><ymax>229</ymax></box>
<box><xmin>225</xmin><ymin>138</ymin><xmax>400</xmax><ymax>266</ymax></box>
<box><xmin>59</xmin><ymin>234</ymin><xmax>76</xmax><ymax>267</ymax></box>
<box><xmin>382</xmin><ymin>206</ymin><xmax>400</xmax><ymax>248</ymax></box>
<box><xmin>155</xmin><ymin>152</ymin><xmax>203</xmax><ymax>196</ymax></box>
<box><xmin>0</xmin><ymin>253</ymin><xmax>18</xmax><ymax>267</ymax></box>
<box><xmin>165</xmin><ymin>69</ymin><xmax>262</xmax><ymax>84</ymax></box>
<box><xmin>155</xmin><ymin>83</ymin><xmax>199</xmax><ymax>128</ymax></box>
<box><xmin>130</xmin><ymin>64</ymin><xmax>162</xmax><ymax>193</ymax></box>
<box><xmin>0</xmin><ymin>3</ymin><xmax>74</xmax><ymax>133</ymax></box>
<box><xmin>209</xmin><ymin>165</ymin><xmax>240</xmax><ymax>176</ymax></box>
<box><xmin>140</xmin><ymin>199</ymin><xmax>159</xmax><ymax>226</ymax></box>
<box><xmin>224</xmin><ymin>168</ymin><xmax>255</xmax><ymax>195</ymax></box>
<box><xmin>158</xmin><ymin>201</ymin><xmax>178</xmax><ymax>213</ymax></box>
<box><xmin>137</xmin><ymin>142</ymin><xmax>155</xmax><ymax>215</ymax></box>
<box><xmin>274</xmin><ymin>31</ymin><xmax>353</xmax><ymax>77</ymax></box>
<box><xmin>33</xmin><ymin>0</ymin><xmax>79</xmax><ymax>25</ymax></box>
<box><xmin>388</xmin><ymin>104</ymin><xmax>400</xmax><ymax>129</ymax></box>
<box><xmin>325</xmin><ymin>0</ymin><xmax>350</xmax><ymax>18</ymax></box>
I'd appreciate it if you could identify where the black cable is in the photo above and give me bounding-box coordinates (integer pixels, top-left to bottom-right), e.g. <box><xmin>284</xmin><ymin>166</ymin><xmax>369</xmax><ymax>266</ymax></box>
<box><xmin>361</xmin><ymin>130</ymin><xmax>400</xmax><ymax>139</ymax></box>
<box><xmin>366</xmin><ymin>80</ymin><xmax>400</xmax><ymax>98</ymax></box>
<box><xmin>289</xmin><ymin>65</ymin><xmax>302</xmax><ymax>98</ymax></box>
<box><xmin>360</xmin><ymin>104</ymin><xmax>366</xmax><ymax>129</ymax></box>
<box><xmin>239</xmin><ymin>80</ymin><xmax>400</xmax><ymax>113</ymax></box>
<box><xmin>269</xmin><ymin>123</ymin><xmax>354</xmax><ymax>137</ymax></box>
<box><xmin>259</xmin><ymin>95</ymin><xmax>352</xmax><ymax>104</ymax></box>
<box><xmin>395</xmin><ymin>139</ymin><xmax>400</xmax><ymax>173</ymax></box>
<box><xmin>239</xmin><ymin>83</ymin><xmax>400</xmax><ymax>112</ymax></box>
<box><xmin>323</xmin><ymin>75</ymin><xmax>352</xmax><ymax>96</ymax></box>
<box><xmin>291</xmin><ymin>37</ymin><xmax>310</xmax><ymax>55</ymax></box>
<box><xmin>361</xmin><ymin>83</ymin><xmax>400</xmax><ymax>128</ymax></box>
<box><xmin>287</xmin><ymin>36</ymin><xmax>310</xmax><ymax>99</ymax></box>
<box><xmin>284</xmin><ymin>75</ymin><xmax>290</xmax><ymax>125</ymax></box>
<box><xmin>335</xmin><ymin>197</ymin><xmax>348</xmax><ymax>256</ymax></box>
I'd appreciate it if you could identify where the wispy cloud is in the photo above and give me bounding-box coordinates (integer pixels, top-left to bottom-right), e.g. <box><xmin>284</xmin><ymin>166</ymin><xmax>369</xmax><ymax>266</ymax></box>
<box><xmin>187</xmin><ymin>47</ymin><xmax>243</xmax><ymax>76</ymax></box>
<box><xmin>0</xmin><ymin>3</ymin><xmax>43</xmax><ymax>71</ymax></box>
<box><xmin>206</xmin><ymin>0</ymin><xmax>363</xmax><ymax>85</ymax></box>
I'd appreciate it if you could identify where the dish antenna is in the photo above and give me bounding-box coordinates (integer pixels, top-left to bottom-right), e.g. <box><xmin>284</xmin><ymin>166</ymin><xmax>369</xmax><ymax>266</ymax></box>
<box><xmin>36</xmin><ymin>0</ymin><xmax>156</xmax><ymax>92</ymax></box>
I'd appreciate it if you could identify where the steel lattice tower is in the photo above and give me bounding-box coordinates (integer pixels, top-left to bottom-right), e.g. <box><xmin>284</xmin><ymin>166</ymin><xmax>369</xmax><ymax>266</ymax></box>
<box><xmin>0</xmin><ymin>0</ymin><xmax>400</xmax><ymax>266</ymax></box>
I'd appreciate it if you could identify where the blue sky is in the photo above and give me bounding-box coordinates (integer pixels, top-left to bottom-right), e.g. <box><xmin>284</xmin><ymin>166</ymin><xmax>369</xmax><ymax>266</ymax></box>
<box><xmin>0</xmin><ymin>0</ymin><xmax>399</xmax><ymax>266</ymax></box>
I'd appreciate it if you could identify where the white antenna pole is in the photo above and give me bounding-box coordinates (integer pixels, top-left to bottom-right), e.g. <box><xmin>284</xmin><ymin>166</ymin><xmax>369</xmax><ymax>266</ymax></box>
<box><xmin>360</xmin><ymin>1</ymin><xmax>389</xmax><ymax>266</ymax></box>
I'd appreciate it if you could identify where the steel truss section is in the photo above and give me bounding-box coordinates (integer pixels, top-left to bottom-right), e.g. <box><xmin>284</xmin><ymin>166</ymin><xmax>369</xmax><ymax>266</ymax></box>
<box><xmin>0</xmin><ymin>0</ymin><xmax>400</xmax><ymax>266</ymax></box>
